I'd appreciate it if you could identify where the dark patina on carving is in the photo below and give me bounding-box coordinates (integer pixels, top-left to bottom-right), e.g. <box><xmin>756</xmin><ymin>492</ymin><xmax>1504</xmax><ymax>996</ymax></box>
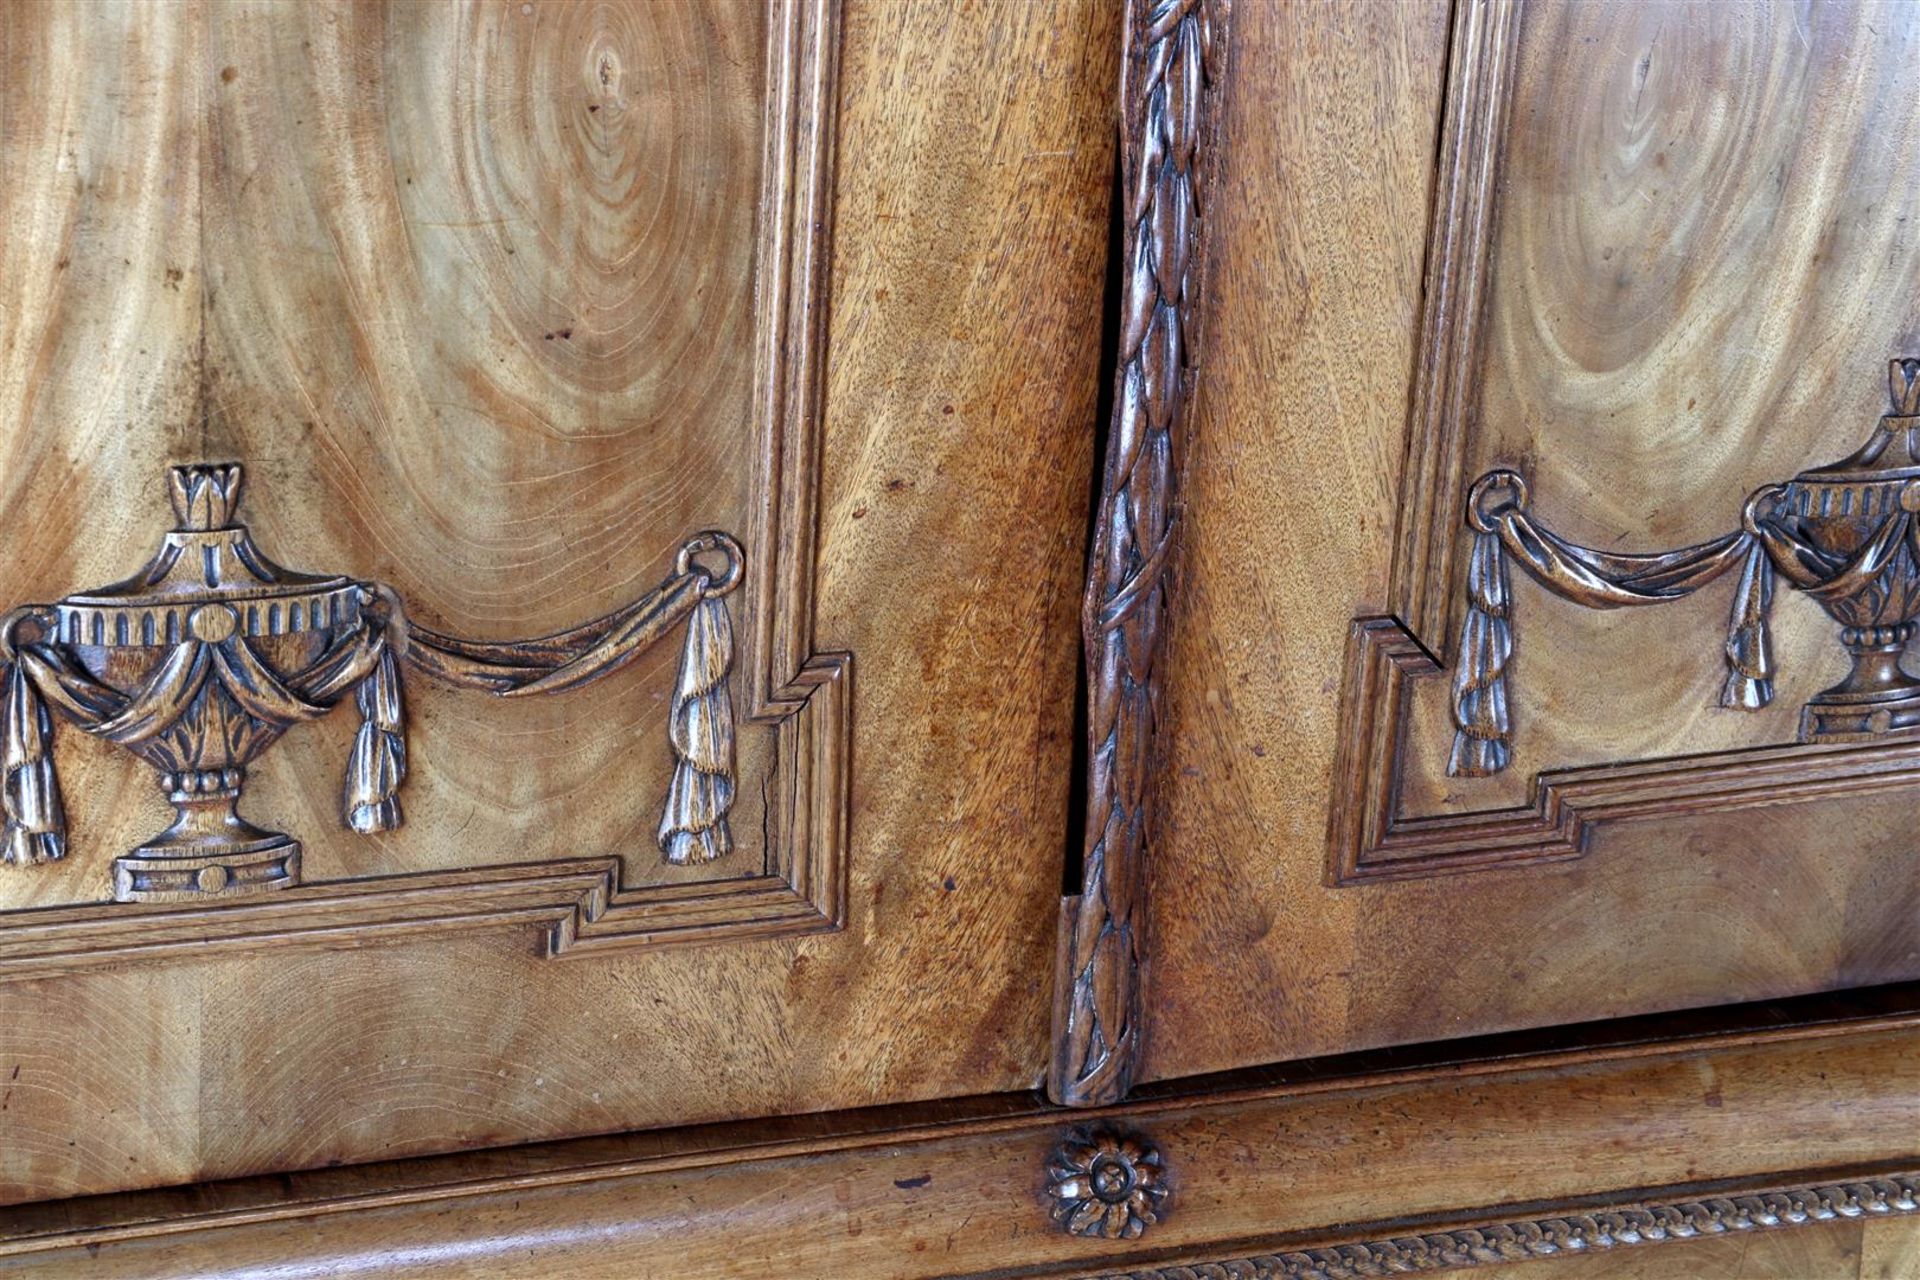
<box><xmin>1047</xmin><ymin>1129</ymin><xmax>1169</xmax><ymax>1241</ymax></box>
<box><xmin>1055</xmin><ymin>0</ymin><xmax>1233</xmax><ymax>1111</ymax></box>
<box><xmin>0</xmin><ymin>463</ymin><xmax>741</xmax><ymax>903</ymax></box>
<box><xmin>1452</xmin><ymin>359</ymin><xmax>1920</xmax><ymax>774</ymax></box>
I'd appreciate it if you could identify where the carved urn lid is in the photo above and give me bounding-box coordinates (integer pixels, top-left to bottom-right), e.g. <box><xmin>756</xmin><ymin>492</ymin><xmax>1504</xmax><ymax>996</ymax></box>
<box><xmin>1791</xmin><ymin>359</ymin><xmax>1920</xmax><ymax>488</ymax></box>
<box><xmin>55</xmin><ymin>464</ymin><xmax>359</xmax><ymax>650</ymax></box>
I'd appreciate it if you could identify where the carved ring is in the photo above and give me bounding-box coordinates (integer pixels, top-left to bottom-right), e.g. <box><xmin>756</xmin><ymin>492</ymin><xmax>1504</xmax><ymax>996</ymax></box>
<box><xmin>676</xmin><ymin>529</ymin><xmax>745</xmax><ymax>598</ymax></box>
<box><xmin>0</xmin><ymin>605</ymin><xmax>50</xmax><ymax>664</ymax></box>
<box><xmin>1738</xmin><ymin>483</ymin><xmax>1787</xmax><ymax>537</ymax></box>
<box><xmin>1465</xmin><ymin>468</ymin><xmax>1529</xmax><ymax>535</ymax></box>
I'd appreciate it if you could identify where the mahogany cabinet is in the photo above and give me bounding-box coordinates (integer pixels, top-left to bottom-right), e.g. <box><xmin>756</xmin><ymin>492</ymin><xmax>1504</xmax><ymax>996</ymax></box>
<box><xmin>3</xmin><ymin>0</ymin><xmax>1920</xmax><ymax>1276</ymax></box>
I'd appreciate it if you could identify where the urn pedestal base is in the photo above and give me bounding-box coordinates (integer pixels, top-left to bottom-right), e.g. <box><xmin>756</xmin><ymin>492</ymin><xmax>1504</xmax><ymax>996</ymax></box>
<box><xmin>111</xmin><ymin>768</ymin><xmax>303</xmax><ymax>903</ymax></box>
<box><xmin>1798</xmin><ymin>623</ymin><xmax>1920</xmax><ymax>743</ymax></box>
<box><xmin>112</xmin><ymin>837</ymin><xmax>301</xmax><ymax>904</ymax></box>
<box><xmin>1800</xmin><ymin>689</ymin><xmax>1920</xmax><ymax>743</ymax></box>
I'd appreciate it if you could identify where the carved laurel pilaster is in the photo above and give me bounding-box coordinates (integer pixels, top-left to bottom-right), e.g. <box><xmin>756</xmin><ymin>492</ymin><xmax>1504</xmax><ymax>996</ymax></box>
<box><xmin>1050</xmin><ymin>0</ymin><xmax>1235</xmax><ymax>1110</ymax></box>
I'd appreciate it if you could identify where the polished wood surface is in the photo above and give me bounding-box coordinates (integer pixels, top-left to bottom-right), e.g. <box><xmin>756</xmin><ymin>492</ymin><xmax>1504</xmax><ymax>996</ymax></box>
<box><xmin>10</xmin><ymin>1</ymin><xmax>1920</xmax><ymax>1275</ymax></box>
<box><xmin>7</xmin><ymin>991</ymin><xmax>1920</xmax><ymax>1276</ymax></box>
<box><xmin>200</xmin><ymin>0</ymin><xmax>772</xmax><ymax>889</ymax></box>
<box><xmin>1145</xmin><ymin>0</ymin><xmax>1920</xmax><ymax>1084</ymax></box>
<box><xmin>1</xmin><ymin>0</ymin><xmax>778</xmax><ymax>899</ymax></box>
<box><xmin>1400</xmin><ymin>0</ymin><xmax>1920</xmax><ymax>819</ymax></box>
<box><xmin>0</xmin><ymin>0</ymin><xmax>1115</xmax><ymax>1203</ymax></box>
<box><xmin>1141</xmin><ymin>0</ymin><xmax>1449</xmax><ymax>1076</ymax></box>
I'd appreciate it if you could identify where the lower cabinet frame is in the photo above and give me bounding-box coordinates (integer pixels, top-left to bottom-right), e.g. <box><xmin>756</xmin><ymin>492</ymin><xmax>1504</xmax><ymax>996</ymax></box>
<box><xmin>6</xmin><ymin>985</ymin><xmax>1920</xmax><ymax>1277</ymax></box>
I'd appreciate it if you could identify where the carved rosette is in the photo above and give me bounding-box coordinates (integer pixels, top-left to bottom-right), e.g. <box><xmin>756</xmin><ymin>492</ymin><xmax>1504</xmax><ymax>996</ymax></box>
<box><xmin>1054</xmin><ymin>0</ymin><xmax>1234</xmax><ymax>1109</ymax></box>
<box><xmin>1046</xmin><ymin>1130</ymin><xmax>1169</xmax><ymax>1240</ymax></box>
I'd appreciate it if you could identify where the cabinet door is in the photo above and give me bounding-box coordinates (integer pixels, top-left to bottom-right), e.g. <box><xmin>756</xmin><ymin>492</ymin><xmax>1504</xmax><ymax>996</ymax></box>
<box><xmin>1144</xmin><ymin>0</ymin><xmax>1920</xmax><ymax>1080</ymax></box>
<box><xmin>0</xmin><ymin>0</ymin><xmax>1110</xmax><ymax>1202</ymax></box>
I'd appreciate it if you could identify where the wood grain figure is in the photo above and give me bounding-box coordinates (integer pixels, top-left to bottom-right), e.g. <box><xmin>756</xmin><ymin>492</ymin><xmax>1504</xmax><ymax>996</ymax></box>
<box><xmin>4</xmin><ymin>1</ymin><xmax>1920</xmax><ymax>1276</ymax></box>
<box><xmin>0</xmin><ymin>0</ymin><xmax>1115</xmax><ymax>1204</ymax></box>
<box><xmin>1148</xmin><ymin>0</ymin><xmax>1920</xmax><ymax>1086</ymax></box>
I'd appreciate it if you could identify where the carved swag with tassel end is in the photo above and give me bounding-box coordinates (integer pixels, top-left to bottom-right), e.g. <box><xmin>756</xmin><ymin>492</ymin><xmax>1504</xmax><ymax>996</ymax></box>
<box><xmin>0</xmin><ymin>463</ymin><xmax>740</xmax><ymax>902</ymax></box>
<box><xmin>1451</xmin><ymin>359</ymin><xmax>1920</xmax><ymax>777</ymax></box>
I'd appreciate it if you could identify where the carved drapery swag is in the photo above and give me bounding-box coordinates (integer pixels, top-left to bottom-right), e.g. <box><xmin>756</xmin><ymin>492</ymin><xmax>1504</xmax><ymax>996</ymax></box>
<box><xmin>1448</xmin><ymin>470</ymin><xmax>1776</xmax><ymax>776</ymax></box>
<box><xmin>1452</xmin><ymin>359</ymin><xmax>1920</xmax><ymax>774</ymax></box>
<box><xmin>1054</xmin><ymin>0</ymin><xmax>1232</xmax><ymax>1107</ymax></box>
<box><xmin>0</xmin><ymin>464</ymin><xmax>741</xmax><ymax>898</ymax></box>
<box><xmin>377</xmin><ymin>531</ymin><xmax>741</xmax><ymax>864</ymax></box>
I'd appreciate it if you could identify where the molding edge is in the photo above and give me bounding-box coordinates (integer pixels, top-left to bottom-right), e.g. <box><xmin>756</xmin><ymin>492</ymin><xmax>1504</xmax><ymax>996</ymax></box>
<box><xmin>8</xmin><ymin>990</ymin><xmax>1920</xmax><ymax>1271</ymax></box>
<box><xmin>0</xmin><ymin>651</ymin><xmax>849</xmax><ymax>982</ymax></box>
<box><xmin>1326</xmin><ymin>617</ymin><xmax>1920</xmax><ymax>883</ymax></box>
<box><xmin>1081</xmin><ymin>1173</ymin><xmax>1920</xmax><ymax>1279</ymax></box>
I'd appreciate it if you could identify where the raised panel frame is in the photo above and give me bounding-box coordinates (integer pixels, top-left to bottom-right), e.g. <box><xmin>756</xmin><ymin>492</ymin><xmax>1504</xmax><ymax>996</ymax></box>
<box><xmin>1326</xmin><ymin>0</ymin><xmax>1920</xmax><ymax>885</ymax></box>
<box><xmin>0</xmin><ymin>0</ymin><xmax>850</xmax><ymax>979</ymax></box>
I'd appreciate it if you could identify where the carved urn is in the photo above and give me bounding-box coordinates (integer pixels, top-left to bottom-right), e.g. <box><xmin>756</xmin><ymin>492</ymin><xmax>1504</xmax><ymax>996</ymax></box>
<box><xmin>39</xmin><ymin>464</ymin><xmax>366</xmax><ymax>900</ymax></box>
<box><xmin>0</xmin><ymin>460</ymin><xmax>740</xmax><ymax>905</ymax></box>
<box><xmin>1765</xmin><ymin>359</ymin><xmax>1920</xmax><ymax>740</ymax></box>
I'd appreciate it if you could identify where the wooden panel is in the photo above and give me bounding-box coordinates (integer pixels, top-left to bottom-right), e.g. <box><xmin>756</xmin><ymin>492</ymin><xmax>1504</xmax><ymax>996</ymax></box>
<box><xmin>0</xmin><ymin>0</ymin><xmax>834</xmax><ymax>953</ymax></box>
<box><xmin>1143</xmin><ymin>0</ymin><xmax>1920</xmax><ymax>1082</ymax></box>
<box><xmin>6</xmin><ymin>995</ymin><xmax>1920</xmax><ymax>1277</ymax></box>
<box><xmin>1141</xmin><ymin>0</ymin><xmax>1448</xmax><ymax>1076</ymax></box>
<box><xmin>0</xmin><ymin>0</ymin><xmax>1113</xmax><ymax>1203</ymax></box>
<box><xmin>1363</xmin><ymin>0</ymin><xmax>1920</xmax><ymax>877</ymax></box>
<box><xmin>197</xmin><ymin>0</ymin><xmax>772</xmax><ymax>888</ymax></box>
<box><xmin>0</xmin><ymin>2</ymin><xmax>206</xmax><ymax>900</ymax></box>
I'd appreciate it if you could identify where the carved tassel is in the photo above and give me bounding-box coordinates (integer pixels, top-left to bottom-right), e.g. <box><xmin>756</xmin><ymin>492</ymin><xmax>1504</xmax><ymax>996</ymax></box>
<box><xmin>344</xmin><ymin>646</ymin><xmax>407</xmax><ymax>834</ymax></box>
<box><xmin>657</xmin><ymin>595</ymin><xmax>735</xmax><ymax>865</ymax></box>
<box><xmin>2</xmin><ymin>661</ymin><xmax>65</xmax><ymax>864</ymax></box>
<box><xmin>1448</xmin><ymin>529</ymin><xmax>1514</xmax><ymax>777</ymax></box>
<box><xmin>1721</xmin><ymin>538</ymin><xmax>1775</xmax><ymax>710</ymax></box>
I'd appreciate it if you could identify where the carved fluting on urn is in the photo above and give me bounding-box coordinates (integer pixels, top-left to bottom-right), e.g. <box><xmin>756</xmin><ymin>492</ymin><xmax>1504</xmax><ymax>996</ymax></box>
<box><xmin>1448</xmin><ymin>360</ymin><xmax>1920</xmax><ymax>775</ymax></box>
<box><xmin>0</xmin><ymin>462</ymin><xmax>745</xmax><ymax>905</ymax></box>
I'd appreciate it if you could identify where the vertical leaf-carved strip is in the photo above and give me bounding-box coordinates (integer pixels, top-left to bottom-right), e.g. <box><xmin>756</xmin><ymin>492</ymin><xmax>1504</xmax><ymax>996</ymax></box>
<box><xmin>1052</xmin><ymin>0</ymin><xmax>1231</xmax><ymax>1108</ymax></box>
<box><xmin>1447</xmin><ymin>529</ymin><xmax>1513</xmax><ymax>777</ymax></box>
<box><xmin>658</xmin><ymin>595</ymin><xmax>737</xmax><ymax>866</ymax></box>
<box><xmin>1721</xmin><ymin>540</ymin><xmax>1776</xmax><ymax>710</ymax></box>
<box><xmin>1</xmin><ymin>660</ymin><xmax>65</xmax><ymax>865</ymax></box>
